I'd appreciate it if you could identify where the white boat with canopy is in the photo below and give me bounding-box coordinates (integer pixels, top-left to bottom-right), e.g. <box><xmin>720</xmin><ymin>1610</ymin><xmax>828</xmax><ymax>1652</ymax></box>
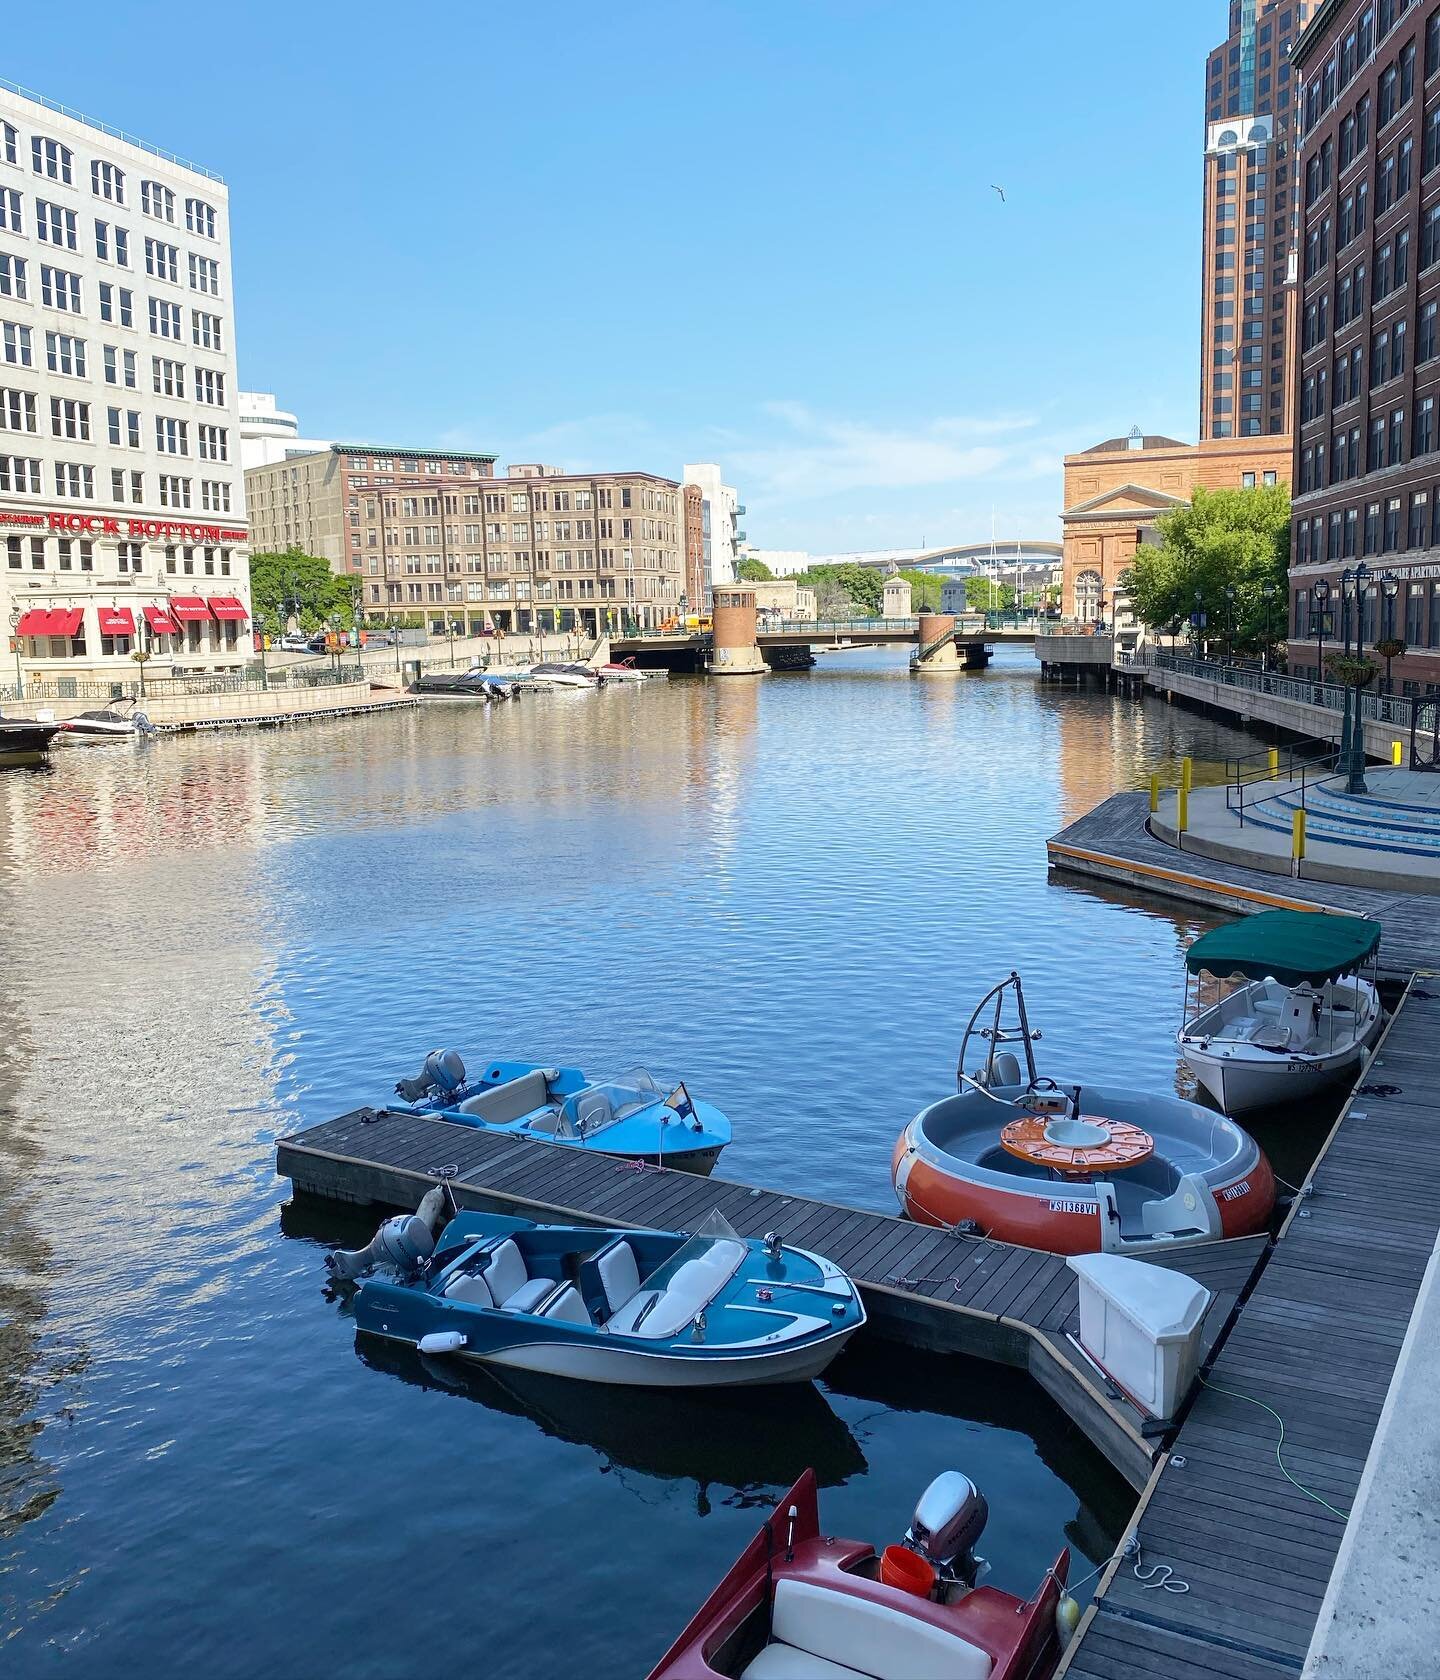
<box><xmin>1178</xmin><ymin>910</ymin><xmax>1383</xmax><ymax>1116</ymax></box>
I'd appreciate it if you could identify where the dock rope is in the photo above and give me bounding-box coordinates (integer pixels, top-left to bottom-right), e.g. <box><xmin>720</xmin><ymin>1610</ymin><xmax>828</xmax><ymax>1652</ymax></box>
<box><xmin>1197</xmin><ymin>1372</ymin><xmax>1351</xmax><ymax>1522</ymax></box>
<box><xmin>1060</xmin><ymin>1534</ymin><xmax>1191</xmax><ymax>1599</ymax></box>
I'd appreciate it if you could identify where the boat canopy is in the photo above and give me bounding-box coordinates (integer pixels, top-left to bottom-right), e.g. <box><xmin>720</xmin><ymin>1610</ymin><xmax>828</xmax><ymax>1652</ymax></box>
<box><xmin>1184</xmin><ymin>911</ymin><xmax>1381</xmax><ymax>985</ymax></box>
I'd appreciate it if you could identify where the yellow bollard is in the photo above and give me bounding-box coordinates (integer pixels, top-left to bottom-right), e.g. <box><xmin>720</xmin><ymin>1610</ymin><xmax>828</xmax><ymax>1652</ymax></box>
<box><xmin>1177</xmin><ymin>784</ymin><xmax>1189</xmax><ymax>834</ymax></box>
<box><xmin>1268</xmin><ymin>747</ymin><xmax>1280</xmax><ymax>777</ymax></box>
<box><xmin>1149</xmin><ymin>773</ymin><xmax>1160</xmax><ymax>813</ymax></box>
<box><xmin>1393</xmin><ymin>740</ymin><xmax>1403</xmax><ymax>766</ymax></box>
<box><xmin>1181</xmin><ymin>756</ymin><xmax>1193</xmax><ymax>793</ymax></box>
<box><xmin>1292</xmin><ymin>809</ymin><xmax>1306</xmax><ymax>861</ymax></box>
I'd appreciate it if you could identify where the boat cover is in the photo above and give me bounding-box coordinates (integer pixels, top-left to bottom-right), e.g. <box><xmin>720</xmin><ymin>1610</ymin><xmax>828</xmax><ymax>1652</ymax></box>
<box><xmin>1185</xmin><ymin>910</ymin><xmax>1381</xmax><ymax>985</ymax></box>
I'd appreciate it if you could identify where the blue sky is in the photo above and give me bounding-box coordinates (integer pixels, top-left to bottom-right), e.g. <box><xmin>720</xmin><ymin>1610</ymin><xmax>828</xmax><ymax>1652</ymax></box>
<box><xmin>9</xmin><ymin>1</ymin><xmax>1224</xmax><ymax>553</ymax></box>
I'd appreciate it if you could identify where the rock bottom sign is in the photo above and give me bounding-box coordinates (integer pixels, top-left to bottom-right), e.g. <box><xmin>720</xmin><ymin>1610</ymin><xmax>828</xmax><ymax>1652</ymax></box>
<box><xmin>0</xmin><ymin>508</ymin><xmax>248</xmax><ymax>543</ymax></box>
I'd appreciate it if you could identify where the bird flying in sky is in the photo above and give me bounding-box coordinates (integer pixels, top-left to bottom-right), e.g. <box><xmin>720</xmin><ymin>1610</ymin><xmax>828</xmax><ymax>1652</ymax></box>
<box><xmin>991</xmin><ymin>185</ymin><xmax>1006</xmax><ymax>202</ymax></box>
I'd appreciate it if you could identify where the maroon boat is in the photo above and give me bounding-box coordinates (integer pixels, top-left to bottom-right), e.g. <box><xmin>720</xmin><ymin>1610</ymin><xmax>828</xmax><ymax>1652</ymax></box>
<box><xmin>647</xmin><ymin>1468</ymin><xmax>1072</xmax><ymax>1680</ymax></box>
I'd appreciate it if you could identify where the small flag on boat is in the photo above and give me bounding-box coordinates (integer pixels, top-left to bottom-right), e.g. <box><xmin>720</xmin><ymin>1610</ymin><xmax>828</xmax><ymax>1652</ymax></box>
<box><xmin>666</xmin><ymin>1081</ymin><xmax>695</xmax><ymax>1122</ymax></box>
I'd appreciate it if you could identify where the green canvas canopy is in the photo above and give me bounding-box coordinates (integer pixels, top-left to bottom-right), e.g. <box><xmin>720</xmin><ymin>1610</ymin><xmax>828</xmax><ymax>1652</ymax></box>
<box><xmin>1184</xmin><ymin>910</ymin><xmax>1381</xmax><ymax>986</ymax></box>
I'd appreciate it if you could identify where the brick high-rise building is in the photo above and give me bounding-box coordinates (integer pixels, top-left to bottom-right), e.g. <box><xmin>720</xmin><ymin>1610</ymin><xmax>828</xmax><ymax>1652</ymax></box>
<box><xmin>1288</xmin><ymin>0</ymin><xmax>1440</xmax><ymax>696</ymax></box>
<box><xmin>1200</xmin><ymin>2</ymin><xmax>1318</xmax><ymax>441</ymax></box>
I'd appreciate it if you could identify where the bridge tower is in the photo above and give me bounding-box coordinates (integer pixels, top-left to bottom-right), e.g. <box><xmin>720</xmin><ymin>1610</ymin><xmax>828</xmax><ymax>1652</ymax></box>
<box><xmin>709</xmin><ymin>585</ymin><xmax>767</xmax><ymax>676</ymax></box>
<box><xmin>914</xmin><ymin>611</ymin><xmax>961</xmax><ymax>670</ymax></box>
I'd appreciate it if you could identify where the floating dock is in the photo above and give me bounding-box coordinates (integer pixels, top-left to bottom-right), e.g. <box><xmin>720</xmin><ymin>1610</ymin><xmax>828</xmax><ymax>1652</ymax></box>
<box><xmin>277</xmin><ymin>1108</ymin><xmax>1263</xmax><ymax>1490</ymax></box>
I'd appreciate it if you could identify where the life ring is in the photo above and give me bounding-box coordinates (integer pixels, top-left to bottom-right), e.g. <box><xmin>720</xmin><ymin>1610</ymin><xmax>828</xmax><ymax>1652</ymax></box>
<box><xmin>999</xmin><ymin>1114</ymin><xmax>1154</xmax><ymax>1175</ymax></box>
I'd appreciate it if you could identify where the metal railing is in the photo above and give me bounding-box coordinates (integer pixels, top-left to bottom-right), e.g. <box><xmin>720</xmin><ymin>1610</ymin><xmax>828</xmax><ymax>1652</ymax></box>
<box><xmin>1121</xmin><ymin>649</ymin><xmax>1421</xmax><ymax>727</ymax></box>
<box><xmin>2</xmin><ymin>666</ymin><xmax>367</xmax><ymax>704</ymax></box>
<box><xmin>0</xmin><ymin>76</ymin><xmax>225</xmax><ymax>181</ymax></box>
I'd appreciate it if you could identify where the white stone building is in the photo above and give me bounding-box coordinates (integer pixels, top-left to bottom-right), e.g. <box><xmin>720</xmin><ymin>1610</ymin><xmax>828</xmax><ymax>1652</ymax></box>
<box><xmin>0</xmin><ymin>85</ymin><xmax>251</xmax><ymax>688</ymax></box>
<box><xmin>682</xmin><ymin>462</ymin><xmax>742</xmax><ymax>591</ymax></box>
<box><xmin>238</xmin><ymin>390</ymin><xmax>331</xmax><ymax>469</ymax></box>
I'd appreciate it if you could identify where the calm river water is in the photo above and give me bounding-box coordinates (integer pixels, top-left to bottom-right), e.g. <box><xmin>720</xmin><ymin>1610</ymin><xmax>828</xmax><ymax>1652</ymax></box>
<box><xmin>0</xmin><ymin>648</ymin><xmax>1280</xmax><ymax>1677</ymax></box>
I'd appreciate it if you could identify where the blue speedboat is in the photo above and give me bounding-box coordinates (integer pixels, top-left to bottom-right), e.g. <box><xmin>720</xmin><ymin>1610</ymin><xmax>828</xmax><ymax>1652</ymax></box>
<box><xmin>391</xmin><ymin>1052</ymin><xmax>731</xmax><ymax>1175</ymax></box>
<box><xmin>331</xmin><ymin>1202</ymin><xmax>865</xmax><ymax>1388</ymax></box>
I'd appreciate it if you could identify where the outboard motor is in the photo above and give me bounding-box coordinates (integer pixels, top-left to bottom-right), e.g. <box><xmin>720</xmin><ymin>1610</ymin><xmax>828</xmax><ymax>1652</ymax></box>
<box><xmin>326</xmin><ymin>1212</ymin><xmax>436</xmax><ymax>1281</ymax></box>
<box><xmin>395</xmin><ymin>1048</ymin><xmax>467</xmax><ymax>1105</ymax></box>
<box><xmin>905</xmin><ymin>1472</ymin><xmax>990</xmax><ymax>1590</ymax></box>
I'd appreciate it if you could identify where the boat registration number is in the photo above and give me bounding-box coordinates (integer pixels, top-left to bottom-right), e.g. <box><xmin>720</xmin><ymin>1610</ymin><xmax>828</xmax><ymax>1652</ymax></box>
<box><xmin>1221</xmin><ymin>1180</ymin><xmax>1250</xmax><ymax>1202</ymax></box>
<box><xmin>1048</xmin><ymin>1199</ymin><xmax>1092</xmax><ymax>1215</ymax></box>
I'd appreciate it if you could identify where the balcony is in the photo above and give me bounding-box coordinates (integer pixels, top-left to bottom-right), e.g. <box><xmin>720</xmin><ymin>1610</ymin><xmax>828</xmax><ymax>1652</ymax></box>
<box><xmin>735</xmin><ymin>504</ymin><xmax>747</xmax><ymax>516</ymax></box>
<box><xmin>735</xmin><ymin>531</ymin><xmax>747</xmax><ymax>543</ymax></box>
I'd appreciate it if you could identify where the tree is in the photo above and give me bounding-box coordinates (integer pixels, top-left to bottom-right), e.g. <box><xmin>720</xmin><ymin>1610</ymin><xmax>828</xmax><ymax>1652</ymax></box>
<box><xmin>897</xmin><ymin>569</ymin><xmax>943</xmax><ymax>612</ymax></box>
<box><xmin>1121</xmin><ymin>483</ymin><xmax>1290</xmax><ymax>655</ymax></box>
<box><xmin>966</xmin><ymin>576</ymin><xmax>1015</xmax><ymax>611</ymax></box>
<box><xmin>737</xmin><ymin>556</ymin><xmax>773</xmax><ymax>581</ymax></box>
<box><xmin>249</xmin><ymin>546</ymin><xmax>363</xmax><ymax>632</ymax></box>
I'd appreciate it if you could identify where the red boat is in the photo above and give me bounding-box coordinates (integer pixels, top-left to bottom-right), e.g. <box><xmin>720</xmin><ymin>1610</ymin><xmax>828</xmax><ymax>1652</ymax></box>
<box><xmin>647</xmin><ymin>1468</ymin><xmax>1072</xmax><ymax>1680</ymax></box>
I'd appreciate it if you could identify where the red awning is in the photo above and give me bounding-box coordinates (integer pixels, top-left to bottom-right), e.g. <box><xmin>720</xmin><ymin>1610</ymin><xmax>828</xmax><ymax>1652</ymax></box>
<box><xmin>207</xmin><ymin>596</ymin><xmax>248</xmax><ymax>621</ymax></box>
<box><xmin>18</xmin><ymin>608</ymin><xmax>84</xmax><ymax>637</ymax></box>
<box><xmin>97</xmin><ymin>607</ymin><xmax>135</xmax><ymax>636</ymax></box>
<box><xmin>143</xmin><ymin>605</ymin><xmax>179</xmax><ymax>635</ymax></box>
<box><xmin>168</xmin><ymin>596</ymin><xmax>213</xmax><ymax>624</ymax></box>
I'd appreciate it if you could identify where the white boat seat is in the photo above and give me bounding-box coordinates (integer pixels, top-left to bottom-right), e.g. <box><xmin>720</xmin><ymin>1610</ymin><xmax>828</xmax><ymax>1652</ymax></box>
<box><xmin>611</xmin><ymin>1242</ymin><xmax>748</xmax><ymax>1340</ymax></box>
<box><xmin>596</xmin><ymin>1239</ymin><xmax>641</xmax><ymax>1318</ymax></box>
<box><xmin>743</xmin><ymin>1579</ymin><xmax>992</xmax><ymax>1680</ymax></box>
<box><xmin>575</xmin><ymin>1089</ymin><xmax>614</xmax><ymax>1135</ymax></box>
<box><xmin>457</xmin><ymin>1070</ymin><xmax>551</xmax><ymax>1124</ymax></box>
<box><xmin>741</xmin><ymin>1644</ymin><xmax>872</xmax><ymax>1679</ymax></box>
<box><xmin>499</xmin><ymin>1276</ymin><xmax>557</xmax><ymax>1315</ymax></box>
<box><xmin>605</xmin><ymin>1288</ymin><xmax>663</xmax><ymax>1335</ymax></box>
<box><xmin>1250</xmin><ymin>1024</ymin><xmax>1292</xmax><ymax>1051</ymax></box>
<box><xmin>539</xmin><ymin>1284</ymin><xmax>591</xmax><ymax>1326</ymax></box>
<box><xmin>443</xmin><ymin>1270</ymin><xmax>495</xmax><ymax>1307</ymax></box>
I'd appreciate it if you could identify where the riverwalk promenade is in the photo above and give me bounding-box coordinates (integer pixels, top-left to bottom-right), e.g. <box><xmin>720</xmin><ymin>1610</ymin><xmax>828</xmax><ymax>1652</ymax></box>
<box><xmin>1048</xmin><ymin>789</ymin><xmax>1439</xmax><ymax>1678</ymax></box>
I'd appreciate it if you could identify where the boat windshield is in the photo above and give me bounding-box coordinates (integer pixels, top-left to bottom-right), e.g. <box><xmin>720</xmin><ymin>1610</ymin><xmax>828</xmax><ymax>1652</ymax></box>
<box><xmin>643</xmin><ymin>1208</ymin><xmax>747</xmax><ymax>1296</ymax></box>
<box><xmin>556</xmin><ymin>1069</ymin><xmax>663</xmax><ymax>1138</ymax></box>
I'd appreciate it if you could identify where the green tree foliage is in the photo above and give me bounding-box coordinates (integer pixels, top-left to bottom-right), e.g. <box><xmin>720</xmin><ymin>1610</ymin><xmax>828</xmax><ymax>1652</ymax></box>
<box><xmin>249</xmin><ymin>547</ymin><xmax>363</xmax><ymax>632</ymax></box>
<box><xmin>897</xmin><ymin>569</ymin><xmax>943</xmax><ymax>612</ymax></box>
<box><xmin>1121</xmin><ymin>484</ymin><xmax>1290</xmax><ymax>653</ymax></box>
<box><xmin>737</xmin><ymin>556</ymin><xmax>773</xmax><ymax>581</ymax></box>
<box><xmin>792</xmin><ymin>562</ymin><xmax>884</xmax><ymax>617</ymax></box>
<box><xmin>965</xmin><ymin>576</ymin><xmax>1015</xmax><ymax>611</ymax></box>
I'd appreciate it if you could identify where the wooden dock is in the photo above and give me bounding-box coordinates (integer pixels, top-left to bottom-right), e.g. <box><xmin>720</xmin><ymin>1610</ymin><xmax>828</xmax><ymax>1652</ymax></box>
<box><xmin>276</xmin><ymin>1108</ymin><xmax>1266</xmax><ymax>1490</ymax></box>
<box><xmin>1048</xmin><ymin>789</ymin><xmax>1435</xmax><ymax>978</ymax></box>
<box><xmin>1058</xmin><ymin>978</ymin><xmax>1440</xmax><ymax>1676</ymax></box>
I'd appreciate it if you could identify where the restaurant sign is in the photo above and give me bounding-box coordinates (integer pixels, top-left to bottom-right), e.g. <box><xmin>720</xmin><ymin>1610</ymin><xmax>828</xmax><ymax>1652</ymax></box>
<box><xmin>0</xmin><ymin>509</ymin><xmax>248</xmax><ymax>543</ymax></box>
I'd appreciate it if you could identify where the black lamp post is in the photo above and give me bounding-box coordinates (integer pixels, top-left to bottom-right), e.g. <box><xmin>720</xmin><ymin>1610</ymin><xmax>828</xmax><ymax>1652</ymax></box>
<box><xmin>1224</xmin><ymin>584</ymin><xmax>1236</xmax><ymax>663</ymax></box>
<box><xmin>1312</xmin><ymin>576</ymin><xmax>1331</xmax><ymax>684</ymax></box>
<box><xmin>1192</xmin><ymin>589</ymin><xmax>1206</xmax><ymax>659</ymax></box>
<box><xmin>1261</xmin><ymin>580</ymin><xmax>1275</xmax><ymax>672</ymax></box>
<box><xmin>1339</xmin><ymin>561</ymin><xmax>1370</xmax><ymax>794</ymax></box>
<box><xmin>1381</xmin><ymin>570</ymin><xmax>1400</xmax><ymax>692</ymax></box>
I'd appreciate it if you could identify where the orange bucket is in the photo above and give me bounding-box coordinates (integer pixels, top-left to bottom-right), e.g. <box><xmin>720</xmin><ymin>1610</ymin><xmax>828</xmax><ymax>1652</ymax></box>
<box><xmin>880</xmin><ymin>1545</ymin><xmax>935</xmax><ymax>1598</ymax></box>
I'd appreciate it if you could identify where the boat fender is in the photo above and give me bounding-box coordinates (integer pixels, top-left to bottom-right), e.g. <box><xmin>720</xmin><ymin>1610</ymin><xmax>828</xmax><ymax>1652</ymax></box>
<box><xmin>417</xmin><ymin>1331</ymin><xmax>467</xmax><ymax>1355</ymax></box>
<box><xmin>1056</xmin><ymin>1593</ymin><xmax>1080</xmax><ymax>1647</ymax></box>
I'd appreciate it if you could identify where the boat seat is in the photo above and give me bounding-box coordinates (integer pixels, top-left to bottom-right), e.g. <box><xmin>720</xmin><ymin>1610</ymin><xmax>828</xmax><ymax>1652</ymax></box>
<box><xmin>605</xmin><ymin>1289</ymin><xmax>663</xmax><ymax>1335</ymax></box>
<box><xmin>499</xmin><ymin>1277</ymin><xmax>557</xmax><ymax>1315</ymax></box>
<box><xmin>443</xmin><ymin>1270</ymin><xmax>495</xmax><ymax>1307</ymax></box>
<box><xmin>1250</xmin><ymin>1024</ymin><xmax>1292</xmax><ymax>1051</ymax></box>
<box><xmin>539</xmin><ymin>1284</ymin><xmax>591</xmax><ymax>1326</ymax></box>
<box><xmin>575</xmin><ymin>1090</ymin><xmax>614</xmax><ymax>1135</ymax></box>
<box><xmin>457</xmin><ymin>1070</ymin><xmax>551</xmax><ymax>1124</ymax></box>
<box><xmin>481</xmin><ymin>1237</ymin><xmax>555</xmax><ymax>1312</ymax></box>
<box><xmin>608</xmin><ymin>1243</ymin><xmax>748</xmax><ymax>1340</ymax></box>
<box><xmin>740</xmin><ymin>1579</ymin><xmax>992</xmax><ymax>1680</ymax></box>
<box><xmin>595</xmin><ymin>1239</ymin><xmax>641</xmax><ymax>1319</ymax></box>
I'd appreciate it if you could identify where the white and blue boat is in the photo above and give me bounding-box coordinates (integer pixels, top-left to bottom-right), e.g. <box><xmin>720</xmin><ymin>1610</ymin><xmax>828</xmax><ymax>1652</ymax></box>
<box><xmin>391</xmin><ymin>1052</ymin><xmax>732</xmax><ymax>1175</ymax></box>
<box><xmin>331</xmin><ymin>1200</ymin><xmax>865</xmax><ymax>1388</ymax></box>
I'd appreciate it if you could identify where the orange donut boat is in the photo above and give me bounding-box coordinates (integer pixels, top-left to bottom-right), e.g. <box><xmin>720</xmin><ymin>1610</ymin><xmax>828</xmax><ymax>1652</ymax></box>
<box><xmin>892</xmin><ymin>974</ymin><xmax>1276</xmax><ymax>1256</ymax></box>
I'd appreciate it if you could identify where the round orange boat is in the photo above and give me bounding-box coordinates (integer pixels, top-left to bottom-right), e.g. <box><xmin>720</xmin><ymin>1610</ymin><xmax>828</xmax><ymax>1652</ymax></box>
<box><xmin>892</xmin><ymin>974</ymin><xmax>1276</xmax><ymax>1256</ymax></box>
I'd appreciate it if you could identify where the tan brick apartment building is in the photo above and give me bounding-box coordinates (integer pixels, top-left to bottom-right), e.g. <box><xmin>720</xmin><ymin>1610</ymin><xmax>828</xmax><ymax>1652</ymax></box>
<box><xmin>1061</xmin><ymin>431</ymin><xmax>1292</xmax><ymax>620</ymax></box>
<box><xmin>246</xmin><ymin>446</ymin><xmax>685</xmax><ymax>635</ymax></box>
<box><xmin>1200</xmin><ymin>1</ymin><xmax>1315</xmax><ymax>441</ymax></box>
<box><xmin>1288</xmin><ymin>0</ymin><xmax>1440</xmax><ymax>696</ymax></box>
<box><xmin>683</xmin><ymin>482</ymin><xmax>705</xmax><ymax>608</ymax></box>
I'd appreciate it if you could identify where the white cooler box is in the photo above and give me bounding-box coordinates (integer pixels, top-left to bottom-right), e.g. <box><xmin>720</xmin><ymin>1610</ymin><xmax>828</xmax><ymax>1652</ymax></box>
<box><xmin>1067</xmin><ymin>1253</ymin><xmax>1211</xmax><ymax>1418</ymax></box>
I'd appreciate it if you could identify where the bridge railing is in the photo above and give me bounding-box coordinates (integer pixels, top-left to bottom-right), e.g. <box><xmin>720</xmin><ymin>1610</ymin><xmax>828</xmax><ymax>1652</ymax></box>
<box><xmin>1121</xmin><ymin>648</ymin><xmax>1417</xmax><ymax>727</ymax></box>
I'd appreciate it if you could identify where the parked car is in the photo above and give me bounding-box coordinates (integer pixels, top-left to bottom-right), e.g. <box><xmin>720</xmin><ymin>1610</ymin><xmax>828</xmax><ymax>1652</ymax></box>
<box><xmin>306</xmin><ymin>634</ymin><xmax>329</xmax><ymax>653</ymax></box>
<box><xmin>276</xmin><ymin>634</ymin><xmax>312</xmax><ymax>652</ymax></box>
<box><xmin>364</xmin><ymin>630</ymin><xmax>395</xmax><ymax>647</ymax></box>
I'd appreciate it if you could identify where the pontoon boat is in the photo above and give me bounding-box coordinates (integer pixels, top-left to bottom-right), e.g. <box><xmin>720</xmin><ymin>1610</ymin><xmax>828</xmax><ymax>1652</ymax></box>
<box><xmin>1178</xmin><ymin>910</ymin><xmax>1383</xmax><ymax>1115</ymax></box>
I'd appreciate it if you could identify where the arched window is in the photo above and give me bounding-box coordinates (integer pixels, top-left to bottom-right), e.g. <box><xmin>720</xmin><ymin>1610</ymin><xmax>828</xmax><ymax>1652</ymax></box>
<box><xmin>1075</xmin><ymin>569</ymin><xmax>1103</xmax><ymax>621</ymax></box>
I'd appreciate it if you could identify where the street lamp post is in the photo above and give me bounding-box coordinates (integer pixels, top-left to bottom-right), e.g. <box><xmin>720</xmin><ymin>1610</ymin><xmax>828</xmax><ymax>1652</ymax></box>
<box><xmin>8</xmin><ymin>607</ymin><xmax>24</xmax><ymax>699</ymax></box>
<box><xmin>1192</xmin><ymin>590</ymin><xmax>1206</xmax><ymax>659</ymax></box>
<box><xmin>1312</xmin><ymin>576</ymin><xmax>1331</xmax><ymax>688</ymax></box>
<box><xmin>1381</xmin><ymin>570</ymin><xmax>1400</xmax><ymax>692</ymax></box>
<box><xmin>1261</xmin><ymin>581</ymin><xmax>1275</xmax><ymax>672</ymax></box>
<box><xmin>1338</xmin><ymin>561</ymin><xmax>1370</xmax><ymax>794</ymax></box>
<box><xmin>1224</xmin><ymin>585</ymin><xmax>1236</xmax><ymax>663</ymax></box>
